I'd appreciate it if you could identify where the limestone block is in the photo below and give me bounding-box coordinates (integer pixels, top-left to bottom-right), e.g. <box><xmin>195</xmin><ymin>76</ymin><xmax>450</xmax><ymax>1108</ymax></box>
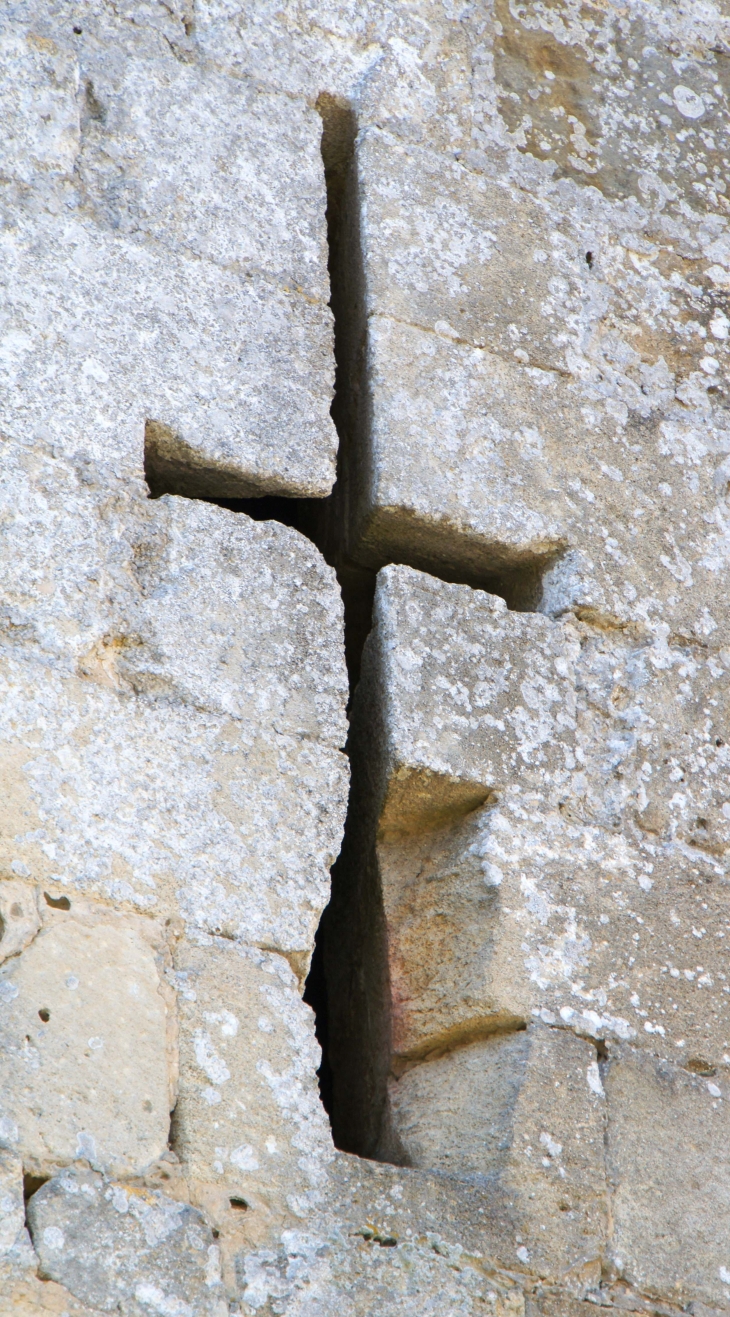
<box><xmin>0</xmin><ymin>23</ymin><xmax>79</xmax><ymax>182</ymax></box>
<box><xmin>0</xmin><ymin>478</ymin><xmax>348</xmax><ymax>952</ymax></box>
<box><xmin>28</xmin><ymin>1167</ymin><xmax>227</xmax><ymax>1316</ymax></box>
<box><xmin>357</xmin><ymin>565</ymin><xmax>575</xmax><ymax>837</ymax></box>
<box><xmin>382</xmin><ymin>1025</ymin><xmax>606</xmax><ymax>1284</ymax></box>
<box><xmin>605</xmin><ymin>1046</ymin><xmax>730</xmax><ymax>1309</ymax></box>
<box><xmin>490</xmin><ymin>0</ymin><xmax>730</xmax><ymax>217</ymax></box>
<box><xmin>343</xmin><ymin>313</ymin><xmax>730</xmax><ymax>638</ymax></box>
<box><xmin>76</xmin><ymin>48</ymin><xmax>329</xmax><ymax>299</ymax></box>
<box><xmin>0</xmin><ymin>209</ymin><xmax>336</xmax><ymax>497</ymax></box>
<box><xmin>193</xmin><ymin>0</ymin><xmax>475</xmax><ymax>157</ymax></box>
<box><xmin>0</xmin><ymin>880</ymin><xmax>41</xmax><ymax>965</ymax></box>
<box><xmin>326</xmin><ymin>564</ymin><xmax>730</xmax><ymax>1159</ymax></box>
<box><xmin>0</xmin><ymin>899</ymin><xmax>176</xmax><ymax>1176</ymax></box>
<box><xmin>0</xmin><ymin>12</ymin><xmax>337</xmax><ymax>499</ymax></box>
<box><xmin>174</xmin><ymin>940</ymin><xmax>332</xmax><ymax>1223</ymax></box>
<box><xmin>356</xmin><ymin>129</ymin><xmax>573</xmax><ymax>374</ymax></box>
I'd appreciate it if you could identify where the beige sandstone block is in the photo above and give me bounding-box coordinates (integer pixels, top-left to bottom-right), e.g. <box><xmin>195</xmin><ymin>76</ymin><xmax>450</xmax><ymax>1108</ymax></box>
<box><xmin>382</xmin><ymin>1025</ymin><xmax>607</xmax><ymax>1284</ymax></box>
<box><xmin>0</xmin><ymin>1272</ymin><xmax>106</xmax><ymax>1317</ymax></box>
<box><xmin>362</xmin><ymin>568</ymin><xmax>730</xmax><ymax>1060</ymax></box>
<box><xmin>605</xmin><ymin>1045</ymin><xmax>730</xmax><ymax>1309</ymax></box>
<box><xmin>174</xmin><ymin>941</ymin><xmax>332</xmax><ymax>1228</ymax></box>
<box><xmin>343</xmin><ymin>314</ymin><xmax>730</xmax><ymax>637</ymax></box>
<box><xmin>356</xmin><ymin>565</ymin><xmax>575</xmax><ymax>836</ymax></box>
<box><xmin>0</xmin><ymin>899</ymin><xmax>176</xmax><ymax>1177</ymax></box>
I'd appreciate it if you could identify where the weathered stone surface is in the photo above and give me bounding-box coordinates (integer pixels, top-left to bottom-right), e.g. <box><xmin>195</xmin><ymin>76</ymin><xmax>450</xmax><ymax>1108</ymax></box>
<box><xmin>605</xmin><ymin>1045</ymin><xmax>730</xmax><ymax>1309</ymax></box>
<box><xmin>382</xmin><ymin>1025</ymin><xmax>606</xmax><ymax>1285</ymax></box>
<box><xmin>174</xmin><ymin>939</ymin><xmax>332</xmax><ymax>1227</ymax></box>
<box><xmin>0</xmin><ymin>478</ymin><xmax>348</xmax><ymax>953</ymax></box>
<box><xmin>341</xmin><ymin>310</ymin><xmax>730</xmax><ymax>637</ymax></box>
<box><xmin>28</xmin><ymin>1167</ymin><xmax>227</xmax><ymax>1316</ymax></box>
<box><xmin>0</xmin><ymin>898</ymin><xmax>175</xmax><ymax>1176</ymax></box>
<box><xmin>0</xmin><ymin>1150</ymin><xmax>27</xmax><ymax>1258</ymax></box>
<box><xmin>3</xmin><ymin>0</ymin><xmax>730</xmax><ymax>1313</ymax></box>
<box><xmin>0</xmin><ymin>880</ymin><xmax>40</xmax><ymax>965</ymax></box>
<box><xmin>0</xmin><ymin>8</ymin><xmax>337</xmax><ymax>499</ymax></box>
<box><xmin>0</xmin><ymin>1271</ymin><xmax>106</xmax><ymax>1317</ymax></box>
<box><xmin>329</xmin><ymin>565</ymin><xmax>730</xmax><ymax>1084</ymax></box>
<box><xmin>326</xmin><ymin>5</ymin><xmax>730</xmax><ymax>645</ymax></box>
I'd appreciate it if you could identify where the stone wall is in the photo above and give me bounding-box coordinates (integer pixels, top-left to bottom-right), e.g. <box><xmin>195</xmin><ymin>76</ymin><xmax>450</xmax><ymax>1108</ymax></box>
<box><xmin>1</xmin><ymin>1</ymin><xmax>730</xmax><ymax>1314</ymax></box>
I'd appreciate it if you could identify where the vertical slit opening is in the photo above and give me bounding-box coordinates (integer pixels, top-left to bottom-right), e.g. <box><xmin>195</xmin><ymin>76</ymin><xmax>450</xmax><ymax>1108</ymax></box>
<box><xmin>141</xmin><ymin>91</ymin><xmax>561</xmax><ymax>1150</ymax></box>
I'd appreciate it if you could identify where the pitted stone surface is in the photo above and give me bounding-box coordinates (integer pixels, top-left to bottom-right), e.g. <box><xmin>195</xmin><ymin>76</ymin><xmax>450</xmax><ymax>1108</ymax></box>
<box><xmin>0</xmin><ymin>8</ymin><xmax>337</xmax><ymax>498</ymax></box>
<box><xmin>337</xmin><ymin>564</ymin><xmax>730</xmax><ymax>1069</ymax></box>
<box><xmin>0</xmin><ymin>880</ymin><xmax>41</xmax><ymax>965</ymax></box>
<box><xmin>0</xmin><ymin>900</ymin><xmax>175</xmax><ymax>1177</ymax></box>
<box><xmin>173</xmin><ymin>940</ymin><xmax>332</xmax><ymax>1224</ymax></box>
<box><xmin>28</xmin><ymin>1167</ymin><xmax>227</xmax><ymax>1316</ymax></box>
<box><xmin>0</xmin><ymin>482</ymin><xmax>348</xmax><ymax>952</ymax></box>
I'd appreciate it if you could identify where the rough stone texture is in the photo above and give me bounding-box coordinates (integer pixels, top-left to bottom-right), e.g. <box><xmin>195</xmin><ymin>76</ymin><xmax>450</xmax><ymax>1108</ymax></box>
<box><xmin>3</xmin><ymin>0</ymin><xmax>730</xmax><ymax>1314</ymax></box>
<box><xmin>325</xmin><ymin>560</ymin><xmax>730</xmax><ymax>1298</ymax></box>
<box><xmin>329</xmin><ymin>6</ymin><xmax>730</xmax><ymax>645</ymax></box>
<box><xmin>0</xmin><ymin>898</ymin><xmax>175</xmax><ymax>1177</ymax></box>
<box><xmin>0</xmin><ymin>7</ymin><xmax>337</xmax><ymax>499</ymax></box>
<box><xmin>0</xmin><ymin>481</ymin><xmax>348</xmax><ymax>953</ymax></box>
<box><xmin>382</xmin><ymin>1025</ymin><xmax>607</xmax><ymax>1286</ymax></box>
<box><xmin>605</xmin><ymin>1045</ymin><xmax>730</xmax><ymax>1309</ymax></box>
<box><xmin>330</xmin><ymin>565</ymin><xmax>730</xmax><ymax>1075</ymax></box>
<box><xmin>0</xmin><ymin>1151</ymin><xmax>27</xmax><ymax>1259</ymax></box>
<box><xmin>173</xmin><ymin>940</ymin><xmax>333</xmax><ymax>1229</ymax></box>
<box><xmin>0</xmin><ymin>880</ymin><xmax>40</xmax><ymax>965</ymax></box>
<box><xmin>28</xmin><ymin>1167</ymin><xmax>227</xmax><ymax>1316</ymax></box>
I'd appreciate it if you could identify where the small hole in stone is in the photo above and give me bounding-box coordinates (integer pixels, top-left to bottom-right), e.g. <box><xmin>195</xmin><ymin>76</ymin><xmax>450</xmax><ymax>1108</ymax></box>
<box><xmin>686</xmin><ymin>1057</ymin><xmax>716</xmax><ymax>1076</ymax></box>
<box><xmin>585</xmin><ymin>250</ymin><xmax>594</xmax><ymax>267</ymax></box>
<box><xmin>38</xmin><ymin>1009</ymin><xmax>50</xmax><ymax>1022</ymax></box>
<box><xmin>716</xmin><ymin>738</ymin><xmax>724</xmax><ymax>747</ymax></box>
<box><xmin>44</xmin><ymin>891</ymin><xmax>71</xmax><ymax>910</ymax></box>
<box><xmin>229</xmin><ymin>1197</ymin><xmax>249</xmax><ymax>1211</ymax></box>
<box><xmin>558</xmin><ymin>1201</ymin><xmax>571</xmax><ymax>1212</ymax></box>
<box><xmin>73</xmin><ymin>25</ymin><xmax>82</xmax><ymax>34</ymax></box>
<box><xmin>10</xmin><ymin>903</ymin><xmax>23</xmax><ymax>917</ymax></box>
<box><xmin>212</xmin><ymin>1227</ymin><xmax>220</xmax><ymax>1239</ymax></box>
